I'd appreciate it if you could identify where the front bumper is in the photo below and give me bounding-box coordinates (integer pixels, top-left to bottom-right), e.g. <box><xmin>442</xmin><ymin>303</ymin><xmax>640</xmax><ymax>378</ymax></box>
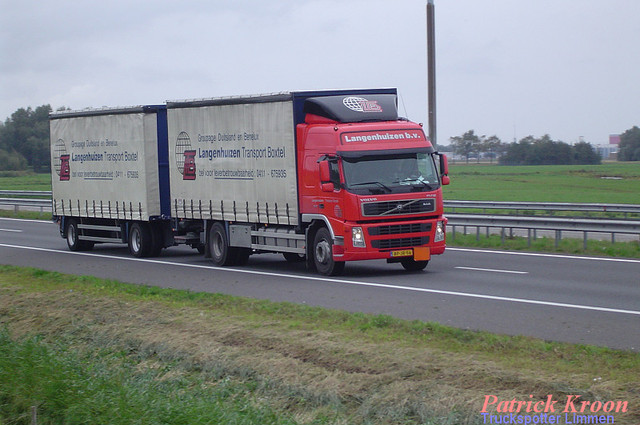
<box><xmin>333</xmin><ymin>217</ymin><xmax>447</xmax><ymax>262</ymax></box>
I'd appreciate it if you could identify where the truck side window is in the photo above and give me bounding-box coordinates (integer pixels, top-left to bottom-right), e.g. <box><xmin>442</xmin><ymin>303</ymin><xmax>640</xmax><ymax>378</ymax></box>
<box><xmin>329</xmin><ymin>159</ymin><xmax>341</xmax><ymax>188</ymax></box>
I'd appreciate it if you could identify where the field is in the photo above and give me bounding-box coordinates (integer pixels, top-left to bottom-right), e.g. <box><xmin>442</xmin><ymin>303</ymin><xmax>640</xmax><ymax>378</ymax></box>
<box><xmin>0</xmin><ymin>172</ymin><xmax>51</xmax><ymax>192</ymax></box>
<box><xmin>445</xmin><ymin>162</ymin><xmax>640</xmax><ymax>204</ymax></box>
<box><xmin>1</xmin><ymin>266</ymin><xmax>639</xmax><ymax>425</ymax></box>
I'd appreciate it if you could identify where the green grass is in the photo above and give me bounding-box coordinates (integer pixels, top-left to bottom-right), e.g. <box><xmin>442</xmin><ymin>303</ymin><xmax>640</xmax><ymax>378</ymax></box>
<box><xmin>448</xmin><ymin>232</ymin><xmax>640</xmax><ymax>258</ymax></box>
<box><xmin>445</xmin><ymin>162</ymin><xmax>640</xmax><ymax>203</ymax></box>
<box><xmin>2</xmin><ymin>266</ymin><xmax>640</xmax><ymax>424</ymax></box>
<box><xmin>0</xmin><ymin>172</ymin><xmax>51</xmax><ymax>191</ymax></box>
<box><xmin>0</xmin><ymin>329</ymin><xmax>297</xmax><ymax>425</ymax></box>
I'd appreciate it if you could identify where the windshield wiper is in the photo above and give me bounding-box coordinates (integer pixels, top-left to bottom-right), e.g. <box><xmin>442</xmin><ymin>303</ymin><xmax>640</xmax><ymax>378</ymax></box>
<box><xmin>350</xmin><ymin>181</ymin><xmax>392</xmax><ymax>193</ymax></box>
<box><xmin>392</xmin><ymin>178</ymin><xmax>435</xmax><ymax>190</ymax></box>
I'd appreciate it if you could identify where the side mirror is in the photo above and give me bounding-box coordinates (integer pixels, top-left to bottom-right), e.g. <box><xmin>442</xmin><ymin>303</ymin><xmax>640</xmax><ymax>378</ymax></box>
<box><xmin>321</xmin><ymin>183</ymin><xmax>334</xmax><ymax>192</ymax></box>
<box><xmin>438</xmin><ymin>153</ymin><xmax>450</xmax><ymax>185</ymax></box>
<box><xmin>439</xmin><ymin>154</ymin><xmax>449</xmax><ymax>176</ymax></box>
<box><xmin>319</xmin><ymin>160</ymin><xmax>331</xmax><ymax>183</ymax></box>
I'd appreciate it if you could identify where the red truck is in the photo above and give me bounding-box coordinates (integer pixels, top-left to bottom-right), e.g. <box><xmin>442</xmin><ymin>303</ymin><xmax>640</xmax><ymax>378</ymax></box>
<box><xmin>51</xmin><ymin>89</ymin><xmax>449</xmax><ymax>275</ymax></box>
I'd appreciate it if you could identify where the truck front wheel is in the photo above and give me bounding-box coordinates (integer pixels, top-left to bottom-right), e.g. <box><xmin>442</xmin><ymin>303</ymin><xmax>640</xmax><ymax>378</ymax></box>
<box><xmin>129</xmin><ymin>222</ymin><xmax>152</xmax><ymax>258</ymax></box>
<box><xmin>400</xmin><ymin>259</ymin><xmax>429</xmax><ymax>271</ymax></box>
<box><xmin>313</xmin><ymin>227</ymin><xmax>344</xmax><ymax>276</ymax></box>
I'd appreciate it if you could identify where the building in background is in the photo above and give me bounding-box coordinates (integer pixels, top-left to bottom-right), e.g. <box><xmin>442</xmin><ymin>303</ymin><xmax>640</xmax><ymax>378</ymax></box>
<box><xmin>595</xmin><ymin>135</ymin><xmax>619</xmax><ymax>160</ymax></box>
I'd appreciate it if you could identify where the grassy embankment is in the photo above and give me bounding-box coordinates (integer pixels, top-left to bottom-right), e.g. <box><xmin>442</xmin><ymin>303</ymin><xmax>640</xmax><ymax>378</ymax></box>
<box><xmin>1</xmin><ymin>265</ymin><xmax>639</xmax><ymax>424</ymax></box>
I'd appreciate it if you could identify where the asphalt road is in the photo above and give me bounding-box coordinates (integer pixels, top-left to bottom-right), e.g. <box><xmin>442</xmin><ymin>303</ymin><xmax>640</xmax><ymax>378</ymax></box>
<box><xmin>1</xmin><ymin>217</ymin><xmax>639</xmax><ymax>351</ymax></box>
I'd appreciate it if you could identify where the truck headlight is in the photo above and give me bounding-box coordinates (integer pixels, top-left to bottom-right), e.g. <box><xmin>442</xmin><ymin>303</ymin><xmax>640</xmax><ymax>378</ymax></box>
<box><xmin>434</xmin><ymin>220</ymin><xmax>445</xmax><ymax>242</ymax></box>
<box><xmin>352</xmin><ymin>227</ymin><xmax>366</xmax><ymax>248</ymax></box>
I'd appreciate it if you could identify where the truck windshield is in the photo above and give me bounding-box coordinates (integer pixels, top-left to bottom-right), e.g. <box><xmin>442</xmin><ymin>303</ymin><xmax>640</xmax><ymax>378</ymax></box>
<box><xmin>342</xmin><ymin>153</ymin><xmax>440</xmax><ymax>195</ymax></box>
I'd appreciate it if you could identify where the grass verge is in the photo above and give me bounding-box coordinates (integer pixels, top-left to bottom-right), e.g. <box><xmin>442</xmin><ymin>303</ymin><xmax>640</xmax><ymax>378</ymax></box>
<box><xmin>448</xmin><ymin>232</ymin><xmax>640</xmax><ymax>258</ymax></box>
<box><xmin>1</xmin><ymin>265</ymin><xmax>639</xmax><ymax>424</ymax></box>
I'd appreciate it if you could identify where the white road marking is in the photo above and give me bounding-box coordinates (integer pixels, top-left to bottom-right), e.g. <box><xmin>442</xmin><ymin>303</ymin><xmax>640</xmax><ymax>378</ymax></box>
<box><xmin>448</xmin><ymin>247</ymin><xmax>640</xmax><ymax>264</ymax></box>
<box><xmin>455</xmin><ymin>266</ymin><xmax>527</xmax><ymax>274</ymax></box>
<box><xmin>0</xmin><ymin>229</ymin><xmax>23</xmax><ymax>233</ymax></box>
<box><xmin>1</xmin><ymin>242</ymin><xmax>639</xmax><ymax>317</ymax></box>
<box><xmin>0</xmin><ymin>217</ymin><xmax>52</xmax><ymax>224</ymax></box>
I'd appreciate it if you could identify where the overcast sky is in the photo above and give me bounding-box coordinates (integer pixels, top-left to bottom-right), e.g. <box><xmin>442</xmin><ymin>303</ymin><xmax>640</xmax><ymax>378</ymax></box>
<box><xmin>1</xmin><ymin>0</ymin><xmax>638</xmax><ymax>145</ymax></box>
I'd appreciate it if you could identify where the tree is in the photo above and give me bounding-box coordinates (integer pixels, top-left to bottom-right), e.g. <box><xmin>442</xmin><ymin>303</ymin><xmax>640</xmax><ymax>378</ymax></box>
<box><xmin>618</xmin><ymin>126</ymin><xmax>640</xmax><ymax>161</ymax></box>
<box><xmin>573</xmin><ymin>141</ymin><xmax>601</xmax><ymax>165</ymax></box>
<box><xmin>499</xmin><ymin>135</ymin><xmax>599</xmax><ymax>165</ymax></box>
<box><xmin>482</xmin><ymin>135</ymin><xmax>504</xmax><ymax>163</ymax></box>
<box><xmin>499</xmin><ymin>136</ymin><xmax>533</xmax><ymax>165</ymax></box>
<box><xmin>450</xmin><ymin>130</ymin><xmax>480</xmax><ymax>163</ymax></box>
<box><xmin>0</xmin><ymin>105</ymin><xmax>52</xmax><ymax>172</ymax></box>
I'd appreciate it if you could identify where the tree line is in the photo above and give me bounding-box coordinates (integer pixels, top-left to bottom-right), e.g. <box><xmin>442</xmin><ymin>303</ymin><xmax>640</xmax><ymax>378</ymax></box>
<box><xmin>447</xmin><ymin>126</ymin><xmax>640</xmax><ymax>165</ymax></box>
<box><xmin>1</xmin><ymin>105</ymin><xmax>639</xmax><ymax>172</ymax></box>
<box><xmin>0</xmin><ymin>105</ymin><xmax>53</xmax><ymax>172</ymax></box>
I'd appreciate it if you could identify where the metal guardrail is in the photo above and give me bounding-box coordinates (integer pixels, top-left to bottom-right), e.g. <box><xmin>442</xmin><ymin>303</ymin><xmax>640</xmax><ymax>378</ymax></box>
<box><xmin>0</xmin><ymin>197</ymin><xmax>51</xmax><ymax>213</ymax></box>
<box><xmin>0</xmin><ymin>190</ymin><xmax>52</xmax><ymax>198</ymax></box>
<box><xmin>447</xmin><ymin>213</ymin><xmax>640</xmax><ymax>248</ymax></box>
<box><xmin>444</xmin><ymin>200</ymin><xmax>640</xmax><ymax>215</ymax></box>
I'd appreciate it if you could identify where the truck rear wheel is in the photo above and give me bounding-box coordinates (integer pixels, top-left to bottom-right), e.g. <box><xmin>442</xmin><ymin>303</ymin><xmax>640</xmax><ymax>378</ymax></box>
<box><xmin>129</xmin><ymin>222</ymin><xmax>153</xmax><ymax>258</ymax></box>
<box><xmin>313</xmin><ymin>227</ymin><xmax>344</xmax><ymax>276</ymax></box>
<box><xmin>209</xmin><ymin>222</ymin><xmax>236</xmax><ymax>266</ymax></box>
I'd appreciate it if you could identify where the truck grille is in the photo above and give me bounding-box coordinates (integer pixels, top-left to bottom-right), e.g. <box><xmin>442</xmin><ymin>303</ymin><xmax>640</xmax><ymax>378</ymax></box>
<box><xmin>371</xmin><ymin>236</ymin><xmax>430</xmax><ymax>249</ymax></box>
<box><xmin>368</xmin><ymin>222</ymin><xmax>431</xmax><ymax>236</ymax></box>
<box><xmin>362</xmin><ymin>199</ymin><xmax>435</xmax><ymax>217</ymax></box>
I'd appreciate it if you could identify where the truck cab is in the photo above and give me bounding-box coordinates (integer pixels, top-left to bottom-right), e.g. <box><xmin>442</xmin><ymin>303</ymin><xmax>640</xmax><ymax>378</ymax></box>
<box><xmin>296</xmin><ymin>94</ymin><xmax>449</xmax><ymax>275</ymax></box>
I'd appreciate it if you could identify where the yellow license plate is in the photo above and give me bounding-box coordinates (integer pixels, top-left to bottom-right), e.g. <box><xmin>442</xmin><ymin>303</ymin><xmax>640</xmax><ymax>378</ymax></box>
<box><xmin>390</xmin><ymin>249</ymin><xmax>413</xmax><ymax>257</ymax></box>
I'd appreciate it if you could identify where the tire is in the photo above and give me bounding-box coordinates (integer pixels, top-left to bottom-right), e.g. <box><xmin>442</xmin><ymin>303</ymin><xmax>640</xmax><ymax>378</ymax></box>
<box><xmin>313</xmin><ymin>227</ymin><xmax>345</xmax><ymax>276</ymax></box>
<box><xmin>149</xmin><ymin>223</ymin><xmax>164</xmax><ymax>257</ymax></box>
<box><xmin>235</xmin><ymin>248</ymin><xmax>251</xmax><ymax>266</ymax></box>
<box><xmin>283</xmin><ymin>252</ymin><xmax>306</xmax><ymax>263</ymax></box>
<box><xmin>65</xmin><ymin>218</ymin><xmax>93</xmax><ymax>251</ymax></box>
<box><xmin>400</xmin><ymin>259</ymin><xmax>429</xmax><ymax>271</ymax></box>
<box><xmin>129</xmin><ymin>222</ymin><xmax>153</xmax><ymax>258</ymax></box>
<box><xmin>209</xmin><ymin>222</ymin><xmax>236</xmax><ymax>266</ymax></box>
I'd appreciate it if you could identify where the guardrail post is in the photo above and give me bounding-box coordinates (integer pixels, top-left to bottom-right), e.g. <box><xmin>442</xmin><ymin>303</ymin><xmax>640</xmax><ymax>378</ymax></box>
<box><xmin>555</xmin><ymin>230</ymin><xmax>561</xmax><ymax>248</ymax></box>
<box><xmin>583</xmin><ymin>232</ymin><xmax>588</xmax><ymax>250</ymax></box>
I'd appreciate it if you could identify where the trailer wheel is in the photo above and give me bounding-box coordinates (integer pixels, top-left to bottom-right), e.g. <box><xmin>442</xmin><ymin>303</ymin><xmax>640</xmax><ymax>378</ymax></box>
<box><xmin>65</xmin><ymin>218</ymin><xmax>93</xmax><ymax>251</ymax></box>
<box><xmin>235</xmin><ymin>248</ymin><xmax>251</xmax><ymax>266</ymax></box>
<box><xmin>313</xmin><ymin>227</ymin><xmax>344</xmax><ymax>276</ymax></box>
<box><xmin>149</xmin><ymin>223</ymin><xmax>164</xmax><ymax>257</ymax></box>
<box><xmin>283</xmin><ymin>252</ymin><xmax>305</xmax><ymax>262</ymax></box>
<box><xmin>129</xmin><ymin>222</ymin><xmax>152</xmax><ymax>258</ymax></box>
<box><xmin>400</xmin><ymin>259</ymin><xmax>429</xmax><ymax>272</ymax></box>
<box><xmin>209</xmin><ymin>222</ymin><xmax>236</xmax><ymax>266</ymax></box>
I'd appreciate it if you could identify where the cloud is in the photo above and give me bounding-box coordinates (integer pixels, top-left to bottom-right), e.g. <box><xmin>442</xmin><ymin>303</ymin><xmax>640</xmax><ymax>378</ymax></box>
<box><xmin>1</xmin><ymin>0</ymin><xmax>639</xmax><ymax>145</ymax></box>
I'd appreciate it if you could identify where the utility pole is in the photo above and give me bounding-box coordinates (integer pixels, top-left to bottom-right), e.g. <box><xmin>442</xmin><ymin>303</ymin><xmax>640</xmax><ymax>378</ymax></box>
<box><xmin>426</xmin><ymin>0</ymin><xmax>437</xmax><ymax>146</ymax></box>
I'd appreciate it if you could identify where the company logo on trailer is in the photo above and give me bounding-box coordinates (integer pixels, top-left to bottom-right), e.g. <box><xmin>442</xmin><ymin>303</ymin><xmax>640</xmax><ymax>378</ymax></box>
<box><xmin>53</xmin><ymin>139</ymin><xmax>70</xmax><ymax>181</ymax></box>
<box><xmin>175</xmin><ymin>131</ymin><xmax>197</xmax><ymax>180</ymax></box>
<box><xmin>342</xmin><ymin>97</ymin><xmax>383</xmax><ymax>113</ymax></box>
